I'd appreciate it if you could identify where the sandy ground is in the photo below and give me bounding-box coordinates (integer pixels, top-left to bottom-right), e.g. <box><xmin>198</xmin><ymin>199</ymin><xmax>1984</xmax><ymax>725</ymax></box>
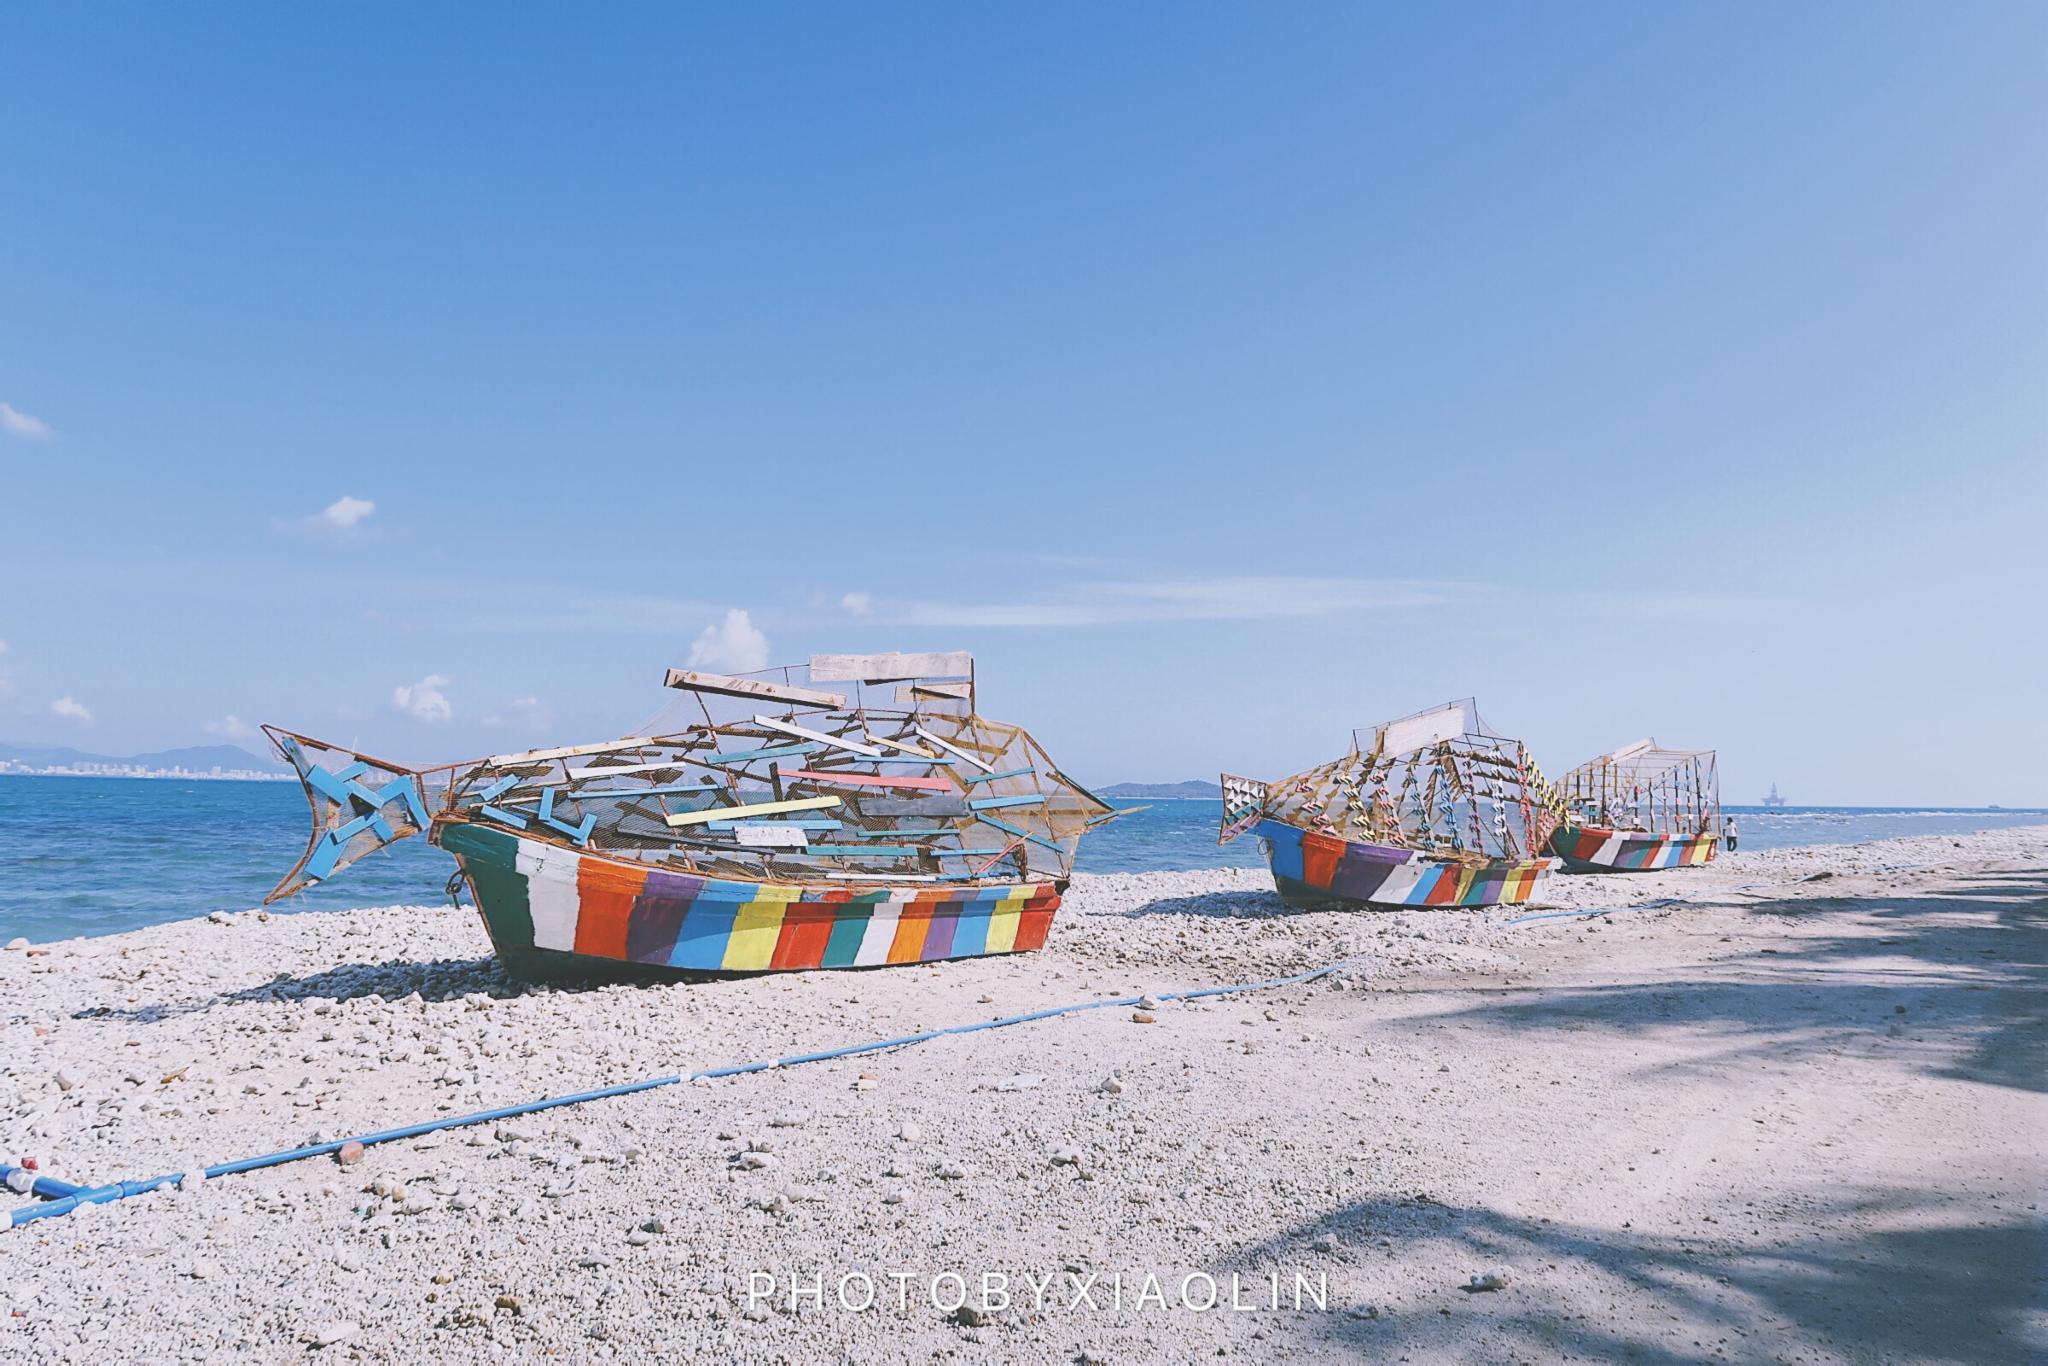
<box><xmin>1</xmin><ymin>826</ymin><xmax>2043</xmax><ymax>1363</ymax></box>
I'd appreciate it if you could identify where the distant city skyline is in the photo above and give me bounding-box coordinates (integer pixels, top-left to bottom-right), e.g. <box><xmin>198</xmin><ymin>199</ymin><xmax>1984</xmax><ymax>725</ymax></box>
<box><xmin>2</xmin><ymin>4</ymin><xmax>2043</xmax><ymax>804</ymax></box>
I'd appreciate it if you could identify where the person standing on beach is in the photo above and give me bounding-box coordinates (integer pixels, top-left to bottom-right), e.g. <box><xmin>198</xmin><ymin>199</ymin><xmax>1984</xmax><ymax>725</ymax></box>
<box><xmin>1723</xmin><ymin>815</ymin><xmax>1739</xmax><ymax>851</ymax></box>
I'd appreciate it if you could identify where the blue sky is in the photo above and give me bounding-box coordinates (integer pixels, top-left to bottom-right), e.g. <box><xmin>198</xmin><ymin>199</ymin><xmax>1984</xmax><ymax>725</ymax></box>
<box><xmin>2</xmin><ymin>3</ymin><xmax>2043</xmax><ymax>802</ymax></box>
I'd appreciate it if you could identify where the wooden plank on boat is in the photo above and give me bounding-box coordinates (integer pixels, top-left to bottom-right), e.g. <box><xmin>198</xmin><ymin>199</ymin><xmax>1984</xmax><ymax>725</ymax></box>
<box><xmin>807</xmin><ymin>845</ymin><xmax>919</xmax><ymax>857</ymax></box>
<box><xmin>732</xmin><ymin>824</ymin><xmax>811</xmax><ymax>848</ymax></box>
<box><xmin>563</xmin><ymin>781</ymin><xmax>722</xmax><ymax>799</ymax></box>
<box><xmin>914</xmin><ymin>727</ymin><xmax>995</xmax><ymax>773</ymax></box>
<box><xmin>964</xmin><ymin>765</ymin><xmax>1036</xmax><ymax>786</ymax></box>
<box><xmin>845</xmin><ymin>827</ymin><xmax>950</xmax><ymax>837</ymax></box>
<box><xmin>666</xmin><ymin>795</ymin><xmax>842</xmax><ymax>828</ymax></box>
<box><xmin>808</xmin><ymin>651</ymin><xmax>972</xmax><ymax>683</ymax></box>
<box><xmin>968</xmin><ymin>793</ymin><xmax>1047</xmax><ymax>811</ymax></box>
<box><xmin>782</xmin><ymin>769</ymin><xmax>952</xmax><ymax>792</ymax></box>
<box><xmin>870</xmin><ymin>735</ymin><xmax>937</xmax><ymax>757</ymax></box>
<box><xmin>752</xmin><ymin>715</ymin><xmax>883</xmax><ymax>758</ymax></box>
<box><xmin>488</xmin><ymin>737</ymin><xmax>658</xmax><ymax>766</ymax></box>
<box><xmin>894</xmin><ymin>682</ymin><xmax>972</xmax><ymax>703</ymax></box>
<box><xmin>703</xmin><ymin>818</ymin><xmax>843</xmax><ymax>831</ymax></box>
<box><xmin>824</xmin><ymin>872</ymin><xmax>940</xmax><ymax>882</ymax></box>
<box><xmin>663</xmin><ymin>669</ymin><xmax>845</xmax><ymax>709</ymax></box>
<box><xmin>701</xmin><ymin>742</ymin><xmax>823</xmax><ymax>767</ymax></box>
<box><xmin>861</xmin><ymin>796</ymin><xmax>970</xmax><ymax>817</ymax></box>
<box><xmin>974</xmin><ymin>812</ymin><xmax>1065</xmax><ymax>853</ymax></box>
<box><xmin>561</xmin><ymin>758</ymin><xmax>700</xmax><ymax>781</ymax></box>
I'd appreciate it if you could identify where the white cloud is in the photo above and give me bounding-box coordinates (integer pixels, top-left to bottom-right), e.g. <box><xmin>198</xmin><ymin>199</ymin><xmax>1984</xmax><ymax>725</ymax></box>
<box><xmin>203</xmin><ymin>715</ymin><xmax>255</xmax><ymax>740</ymax></box>
<box><xmin>392</xmin><ymin>674</ymin><xmax>454</xmax><ymax>722</ymax></box>
<box><xmin>0</xmin><ymin>403</ymin><xmax>53</xmax><ymax>440</ymax></box>
<box><xmin>320</xmin><ymin>496</ymin><xmax>376</xmax><ymax>531</ymax></box>
<box><xmin>897</xmin><ymin>575</ymin><xmax>1458</xmax><ymax>628</ymax></box>
<box><xmin>482</xmin><ymin>695</ymin><xmax>551</xmax><ymax>729</ymax></box>
<box><xmin>0</xmin><ymin>638</ymin><xmax>9</xmax><ymax>654</ymax></box>
<box><xmin>840</xmin><ymin>591</ymin><xmax>874</xmax><ymax>617</ymax></box>
<box><xmin>50</xmin><ymin>695</ymin><xmax>93</xmax><ymax>724</ymax></box>
<box><xmin>687</xmin><ymin>608</ymin><xmax>770</xmax><ymax>673</ymax></box>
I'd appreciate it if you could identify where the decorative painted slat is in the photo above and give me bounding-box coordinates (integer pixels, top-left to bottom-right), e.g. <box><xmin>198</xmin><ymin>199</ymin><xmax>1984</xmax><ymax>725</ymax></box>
<box><xmin>702</xmin><ymin>818</ymin><xmax>843</xmax><ymax>831</ymax></box>
<box><xmin>968</xmin><ymin>794</ymin><xmax>1048</xmax><ymax>811</ymax></box>
<box><xmin>914</xmin><ymin>728</ymin><xmax>995</xmax><ymax>773</ymax></box>
<box><xmin>662</xmin><ymin>668</ymin><xmax>846</xmax><ymax>708</ymax></box>
<box><xmin>869</xmin><ymin>735</ymin><xmax>936</xmax><ymax>757</ymax></box>
<box><xmin>701</xmin><ymin>742</ymin><xmax>823</xmax><ymax>766</ymax></box>
<box><xmin>752</xmin><ymin>715</ymin><xmax>883</xmax><ymax>758</ymax></box>
<box><xmin>824</xmin><ymin>872</ymin><xmax>940</xmax><ymax>882</ymax></box>
<box><xmin>974</xmin><ymin>812</ymin><xmax>1065</xmax><ymax>853</ymax></box>
<box><xmin>844</xmin><ymin>827</ymin><xmax>950</xmax><ymax>837</ymax></box>
<box><xmin>933</xmin><ymin>848</ymin><xmax>1020</xmax><ymax>858</ymax></box>
<box><xmin>894</xmin><ymin>682</ymin><xmax>971</xmax><ymax>703</ymax></box>
<box><xmin>732</xmin><ymin>825</ymin><xmax>811</xmax><ymax>849</ymax></box>
<box><xmin>783</xmin><ymin>769</ymin><xmax>952</xmax><ymax>792</ymax></box>
<box><xmin>806</xmin><ymin>845</ymin><xmax>920</xmax><ymax>857</ymax></box>
<box><xmin>861</xmin><ymin>754</ymin><xmax>957</xmax><ymax>766</ymax></box>
<box><xmin>562</xmin><ymin>782</ymin><xmax>722</xmax><ymax>799</ymax></box>
<box><xmin>807</xmin><ymin>651</ymin><xmax>972</xmax><ymax>682</ymax></box>
<box><xmin>861</xmin><ymin>797</ymin><xmax>970</xmax><ymax>817</ymax></box>
<box><xmin>964</xmin><ymin>766</ymin><xmax>1036</xmax><ymax>786</ymax></box>
<box><xmin>666</xmin><ymin>795</ymin><xmax>843</xmax><ymax>828</ymax></box>
<box><xmin>561</xmin><ymin>757</ymin><xmax>702</xmax><ymax>781</ymax></box>
<box><xmin>488</xmin><ymin>737</ymin><xmax>658</xmax><ymax>766</ymax></box>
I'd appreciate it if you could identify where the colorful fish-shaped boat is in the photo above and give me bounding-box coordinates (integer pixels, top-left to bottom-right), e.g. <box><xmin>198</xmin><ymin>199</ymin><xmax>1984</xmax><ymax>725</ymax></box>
<box><xmin>1546</xmin><ymin>739</ymin><xmax>1719</xmax><ymax>872</ymax></box>
<box><xmin>266</xmin><ymin>653</ymin><xmax>1120</xmax><ymax>980</ymax></box>
<box><xmin>1218</xmin><ymin>700</ymin><xmax>1562</xmax><ymax>910</ymax></box>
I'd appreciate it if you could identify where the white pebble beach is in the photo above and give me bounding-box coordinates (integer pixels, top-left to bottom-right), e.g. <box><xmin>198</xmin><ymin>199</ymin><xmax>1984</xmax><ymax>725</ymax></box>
<box><xmin>2</xmin><ymin>825</ymin><xmax>2043</xmax><ymax>1361</ymax></box>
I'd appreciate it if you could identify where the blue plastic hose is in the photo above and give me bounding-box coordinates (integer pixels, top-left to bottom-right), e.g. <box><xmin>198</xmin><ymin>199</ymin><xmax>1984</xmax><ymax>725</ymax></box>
<box><xmin>3</xmin><ymin>956</ymin><xmax>1359</xmax><ymax>1228</ymax></box>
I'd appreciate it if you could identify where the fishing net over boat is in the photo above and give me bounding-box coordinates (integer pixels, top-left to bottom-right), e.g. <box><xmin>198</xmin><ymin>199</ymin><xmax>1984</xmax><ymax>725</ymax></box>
<box><xmin>1555</xmin><ymin>739</ymin><xmax>1719</xmax><ymax>837</ymax></box>
<box><xmin>1241</xmin><ymin>699</ymin><xmax>1565</xmax><ymax>862</ymax></box>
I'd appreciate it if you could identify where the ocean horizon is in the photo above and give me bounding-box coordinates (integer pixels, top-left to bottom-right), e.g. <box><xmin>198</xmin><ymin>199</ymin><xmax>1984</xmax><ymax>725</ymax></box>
<box><xmin>4</xmin><ymin>772</ymin><xmax>2043</xmax><ymax>944</ymax></box>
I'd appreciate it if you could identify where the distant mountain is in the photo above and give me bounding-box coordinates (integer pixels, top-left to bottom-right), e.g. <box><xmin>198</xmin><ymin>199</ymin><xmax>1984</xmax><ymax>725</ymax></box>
<box><xmin>0</xmin><ymin>741</ymin><xmax>285</xmax><ymax>773</ymax></box>
<box><xmin>1097</xmin><ymin>779</ymin><xmax>1223</xmax><ymax>800</ymax></box>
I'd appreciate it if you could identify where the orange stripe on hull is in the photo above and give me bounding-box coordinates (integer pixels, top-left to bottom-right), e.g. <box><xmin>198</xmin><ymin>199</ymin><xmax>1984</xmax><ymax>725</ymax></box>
<box><xmin>770</xmin><ymin>900</ymin><xmax>839</xmax><ymax>970</ymax></box>
<box><xmin>572</xmin><ymin>858</ymin><xmax>646</xmax><ymax>959</ymax></box>
<box><xmin>888</xmin><ymin>901</ymin><xmax>935</xmax><ymax>963</ymax></box>
<box><xmin>1013</xmin><ymin>887</ymin><xmax>1062</xmax><ymax>951</ymax></box>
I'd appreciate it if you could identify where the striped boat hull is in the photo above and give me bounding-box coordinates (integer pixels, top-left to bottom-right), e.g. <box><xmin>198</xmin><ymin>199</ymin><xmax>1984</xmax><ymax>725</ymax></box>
<box><xmin>1255</xmin><ymin>820</ymin><xmax>1556</xmax><ymax>910</ymax></box>
<box><xmin>439</xmin><ymin>821</ymin><xmax>1060</xmax><ymax>980</ymax></box>
<box><xmin>1547</xmin><ymin>826</ymin><xmax>1718</xmax><ymax>873</ymax></box>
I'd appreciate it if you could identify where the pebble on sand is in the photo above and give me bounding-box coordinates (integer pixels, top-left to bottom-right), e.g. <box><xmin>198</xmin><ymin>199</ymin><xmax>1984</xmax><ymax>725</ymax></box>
<box><xmin>306</xmin><ymin>1321</ymin><xmax>359</xmax><ymax>1347</ymax></box>
<box><xmin>336</xmin><ymin>1141</ymin><xmax>366</xmax><ymax>1166</ymax></box>
<box><xmin>1468</xmin><ymin>1269</ymin><xmax>1512</xmax><ymax>1291</ymax></box>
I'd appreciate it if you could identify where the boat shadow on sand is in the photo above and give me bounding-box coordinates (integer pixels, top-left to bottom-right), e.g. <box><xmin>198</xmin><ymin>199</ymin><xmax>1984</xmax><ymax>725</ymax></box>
<box><xmin>72</xmin><ymin>955</ymin><xmax>733</xmax><ymax>1022</ymax></box>
<box><xmin>1102</xmin><ymin>890</ymin><xmax>1323</xmax><ymax>920</ymax></box>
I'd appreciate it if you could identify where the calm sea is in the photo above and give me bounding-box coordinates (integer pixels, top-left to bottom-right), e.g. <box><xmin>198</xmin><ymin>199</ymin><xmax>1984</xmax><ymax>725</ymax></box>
<box><xmin>2</xmin><ymin>774</ymin><xmax>2042</xmax><ymax>943</ymax></box>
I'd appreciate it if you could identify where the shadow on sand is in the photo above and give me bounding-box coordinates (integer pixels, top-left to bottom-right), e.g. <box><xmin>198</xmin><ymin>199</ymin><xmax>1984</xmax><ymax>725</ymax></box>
<box><xmin>1390</xmin><ymin>866</ymin><xmax>2047</xmax><ymax>1095</ymax></box>
<box><xmin>1235</xmin><ymin>1190</ymin><xmax>2046</xmax><ymax>1361</ymax></box>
